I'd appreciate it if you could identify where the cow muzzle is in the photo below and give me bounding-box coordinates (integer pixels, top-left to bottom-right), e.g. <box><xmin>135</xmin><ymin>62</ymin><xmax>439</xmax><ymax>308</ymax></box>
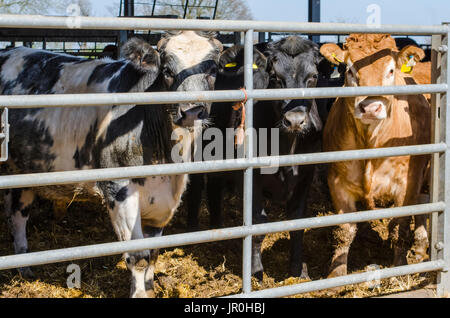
<box><xmin>174</xmin><ymin>104</ymin><xmax>209</xmax><ymax>127</ymax></box>
<box><xmin>282</xmin><ymin>106</ymin><xmax>309</xmax><ymax>133</ymax></box>
<box><xmin>355</xmin><ymin>97</ymin><xmax>388</xmax><ymax>123</ymax></box>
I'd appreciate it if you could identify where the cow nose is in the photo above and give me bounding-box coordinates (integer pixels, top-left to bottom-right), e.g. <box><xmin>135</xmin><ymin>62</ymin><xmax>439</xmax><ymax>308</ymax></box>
<box><xmin>177</xmin><ymin>105</ymin><xmax>209</xmax><ymax>127</ymax></box>
<box><xmin>283</xmin><ymin>108</ymin><xmax>307</xmax><ymax>130</ymax></box>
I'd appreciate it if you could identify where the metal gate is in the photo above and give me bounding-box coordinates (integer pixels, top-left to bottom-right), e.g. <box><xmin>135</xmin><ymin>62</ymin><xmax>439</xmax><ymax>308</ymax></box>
<box><xmin>0</xmin><ymin>14</ymin><xmax>448</xmax><ymax>298</ymax></box>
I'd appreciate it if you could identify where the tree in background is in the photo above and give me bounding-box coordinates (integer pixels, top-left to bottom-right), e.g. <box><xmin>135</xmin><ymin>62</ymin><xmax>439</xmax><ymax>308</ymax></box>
<box><xmin>139</xmin><ymin>0</ymin><xmax>252</xmax><ymax>20</ymax></box>
<box><xmin>0</xmin><ymin>0</ymin><xmax>68</xmax><ymax>15</ymax></box>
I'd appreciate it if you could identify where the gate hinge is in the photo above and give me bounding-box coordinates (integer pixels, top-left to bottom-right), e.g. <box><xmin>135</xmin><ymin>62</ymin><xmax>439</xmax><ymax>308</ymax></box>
<box><xmin>0</xmin><ymin>107</ymin><xmax>9</xmax><ymax>162</ymax></box>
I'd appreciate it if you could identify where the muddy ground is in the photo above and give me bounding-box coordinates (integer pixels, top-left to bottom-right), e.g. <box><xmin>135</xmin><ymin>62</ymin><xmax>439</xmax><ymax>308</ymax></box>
<box><xmin>0</xmin><ymin>165</ymin><xmax>437</xmax><ymax>298</ymax></box>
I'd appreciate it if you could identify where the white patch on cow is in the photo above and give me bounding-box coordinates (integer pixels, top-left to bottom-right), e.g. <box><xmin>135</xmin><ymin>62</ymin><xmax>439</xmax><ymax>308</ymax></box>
<box><xmin>382</xmin><ymin>58</ymin><xmax>396</xmax><ymax>86</ymax></box>
<box><xmin>139</xmin><ymin>174</ymin><xmax>188</xmax><ymax>228</ymax></box>
<box><xmin>0</xmin><ymin>48</ymin><xmax>29</xmax><ymax>94</ymax></box>
<box><xmin>28</xmin><ymin>106</ymin><xmax>112</xmax><ymax>171</ymax></box>
<box><xmin>165</xmin><ymin>31</ymin><xmax>214</xmax><ymax>70</ymax></box>
<box><xmin>110</xmin><ymin>183</ymin><xmax>142</xmax><ymax>241</ymax></box>
<box><xmin>8</xmin><ymin>190</ymin><xmax>35</xmax><ymax>254</ymax></box>
<box><xmin>1</xmin><ymin>50</ymin><xmax>25</xmax><ymax>83</ymax></box>
<box><xmin>345</xmin><ymin>59</ymin><xmax>358</xmax><ymax>87</ymax></box>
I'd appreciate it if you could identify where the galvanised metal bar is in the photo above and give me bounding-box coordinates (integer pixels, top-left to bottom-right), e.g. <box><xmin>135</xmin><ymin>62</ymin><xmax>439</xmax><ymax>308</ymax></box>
<box><xmin>437</xmin><ymin>25</ymin><xmax>450</xmax><ymax>297</ymax></box>
<box><xmin>0</xmin><ymin>143</ymin><xmax>444</xmax><ymax>190</ymax></box>
<box><xmin>226</xmin><ymin>261</ymin><xmax>445</xmax><ymax>298</ymax></box>
<box><xmin>430</xmin><ymin>34</ymin><xmax>442</xmax><ymax>263</ymax></box>
<box><xmin>242</xmin><ymin>29</ymin><xmax>254</xmax><ymax>294</ymax></box>
<box><xmin>0</xmin><ymin>84</ymin><xmax>445</xmax><ymax>108</ymax></box>
<box><xmin>0</xmin><ymin>202</ymin><xmax>444</xmax><ymax>271</ymax></box>
<box><xmin>0</xmin><ymin>14</ymin><xmax>447</xmax><ymax>34</ymax></box>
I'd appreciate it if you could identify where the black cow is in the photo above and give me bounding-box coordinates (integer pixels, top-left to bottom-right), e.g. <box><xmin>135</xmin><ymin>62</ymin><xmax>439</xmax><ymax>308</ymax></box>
<box><xmin>187</xmin><ymin>36</ymin><xmax>323</xmax><ymax>280</ymax></box>
<box><xmin>186</xmin><ymin>44</ymin><xmax>270</xmax><ymax>230</ymax></box>
<box><xmin>0</xmin><ymin>31</ymin><xmax>222</xmax><ymax>298</ymax></box>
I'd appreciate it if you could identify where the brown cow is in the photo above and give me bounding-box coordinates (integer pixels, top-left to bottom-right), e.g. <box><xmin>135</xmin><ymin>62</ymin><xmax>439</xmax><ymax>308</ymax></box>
<box><xmin>320</xmin><ymin>34</ymin><xmax>431</xmax><ymax>278</ymax></box>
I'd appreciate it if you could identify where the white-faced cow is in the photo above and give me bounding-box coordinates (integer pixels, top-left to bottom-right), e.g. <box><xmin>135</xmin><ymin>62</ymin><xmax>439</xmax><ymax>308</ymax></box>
<box><xmin>320</xmin><ymin>34</ymin><xmax>431</xmax><ymax>278</ymax></box>
<box><xmin>0</xmin><ymin>31</ymin><xmax>222</xmax><ymax>297</ymax></box>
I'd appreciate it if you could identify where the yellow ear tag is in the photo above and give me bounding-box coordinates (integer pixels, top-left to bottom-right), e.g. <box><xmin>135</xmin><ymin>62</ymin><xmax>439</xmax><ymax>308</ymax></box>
<box><xmin>401</xmin><ymin>63</ymin><xmax>412</xmax><ymax>73</ymax></box>
<box><xmin>225</xmin><ymin>62</ymin><xmax>237</xmax><ymax>68</ymax></box>
<box><xmin>252</xmin><ymin>64</ymin><xmax>258</xmax><ymax>70</ymax></box>
<box><xmin>331</xmin><ymin>53</ymin><xmax>343</xmax><ymax>63</ymax></box>
<box><xmin>401</xmin><ymin>56</ymin><xmax>415</xmax><ymax>74</ymax></box>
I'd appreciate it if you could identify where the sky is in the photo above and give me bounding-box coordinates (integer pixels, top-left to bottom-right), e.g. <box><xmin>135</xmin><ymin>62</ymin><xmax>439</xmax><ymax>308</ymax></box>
<box><xmin>89</xmin><ymin>0</ymin><xmax>450</xmax><ymax>44</ymax></box>
<box><xmin>90</xmin><ymin>0</ymin><xmax>449</xmax><ymax>26</ymax></box>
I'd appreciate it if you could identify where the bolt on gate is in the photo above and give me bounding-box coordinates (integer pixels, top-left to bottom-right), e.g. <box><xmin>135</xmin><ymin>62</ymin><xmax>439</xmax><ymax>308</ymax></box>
<box><xmin>0</xmin><ymin>14</ymin><xmax>449</xmax><ymax>298</ymax></box>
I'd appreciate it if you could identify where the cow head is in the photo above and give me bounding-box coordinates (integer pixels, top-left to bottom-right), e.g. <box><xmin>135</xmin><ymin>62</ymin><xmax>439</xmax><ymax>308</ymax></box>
<box><xmin>320</xmin><ymin>34</ymin><xmax>426</xmax><ymax>124</ymax></box>
<box><xmin>262</xmin><ymin>36</ymin><xmax>323</xmax><ymax>135</ymax></box>
<box><xmin>157</xmin><ymin>31</ymin><xmax>223</xmax><ymax>127</ymax></box>
<box><xmin>217</xmin><ymin>44</ymin><xmax>269</xmax><ymax>90</ymax></box>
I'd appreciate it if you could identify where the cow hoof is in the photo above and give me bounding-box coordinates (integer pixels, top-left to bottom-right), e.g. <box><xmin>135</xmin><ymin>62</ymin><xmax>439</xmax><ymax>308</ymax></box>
<box><xmin>327</xmin><ymin>265</ymin><xmax>347</xmax><ymax>278</ymax></box>
<box><xmin>411</xmin><ymin>236</ymin><xmax>429</xmax><ymax>263</ymax></box>
<box><xmin>131</xmin><ymin>290</ymin><xmax>148</xmax><ymax>298</ymax></box>
<box><xmin>146</xmin><ymin>289</ymin><xmax>156</xmax><ymax>298</ymax></box>
<box><xmin>411</xmin><ymin>245</ymin><xmax>429</xmax><ymax>263</ymax></box>
<box><xmin>253</xmin><ymin>271</ymin><xmax>263</xmax><ymax>282</ymax></box>
<box><xmin>18</xmin><ymin>267</ymin><xmax>35</xmax><ymax>279</ymax></box>
<box><xmin>289</xmin><ymin>262</ymin><xmax>310</xmax><ymax>280</ymax></box>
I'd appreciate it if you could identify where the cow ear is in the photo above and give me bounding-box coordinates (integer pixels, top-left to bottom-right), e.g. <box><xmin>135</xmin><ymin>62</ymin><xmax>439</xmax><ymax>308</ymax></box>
<box><xmin>397</xmin><ymin>45</ymin><xmax>425</xmax><ymax>69</ymax></box>
<box><xmin>320</xmin><ymin>43</ymin><xmax>346</xmax><ymax>65</ymax></box>
<box><xmin>122</xmin><ymin>38</ymin><xmax>160</xmax><ymax>71</ymax></box>
<box><xmin>254</xmin><ymin>49</ymin><xmax>268</xmax><ymax>71</ymax></box>
<box><xmin>219</xmin><ymin>45</ymin><xmax>241</xmax><ymax>69</ymax></box>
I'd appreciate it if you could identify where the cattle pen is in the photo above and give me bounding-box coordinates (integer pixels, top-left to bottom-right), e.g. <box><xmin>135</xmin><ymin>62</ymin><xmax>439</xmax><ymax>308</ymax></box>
<box><xmin>0</xmin><ymin>14</ymin><xmax>449</xmax><ymax>298</ymax></box>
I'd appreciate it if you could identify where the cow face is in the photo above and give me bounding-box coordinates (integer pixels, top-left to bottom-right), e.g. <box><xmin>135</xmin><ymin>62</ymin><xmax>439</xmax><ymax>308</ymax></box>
<box><xmin>217</xmin><ymin>44</ymin><xmax>269</xmax><ymax>90</ymax></box>
<box><xmin>320</xmin><ymin>34</ymin><xmax>426</xmax><ymax>124</ymax></box>
<box><xmin>264</xmin><ymin>36</ymin><xmax>323</xmax><ymax>135</ymax></box>
<box><xmin>157</xmin><ymin>31</ymin><xmax>223</xmax><ymax>127</ymax></box>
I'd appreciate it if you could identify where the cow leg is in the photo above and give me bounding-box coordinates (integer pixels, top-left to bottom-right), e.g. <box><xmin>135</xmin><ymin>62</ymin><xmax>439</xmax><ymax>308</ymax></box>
<box><xmin>251</xmin><ymin>172</ymin><xmax>265</xmax><ymax>281</ymax></box>
<box><xmin>186</xmin><ymin>174</ymin><xmax>204</xmax><ymax>231</ymax></box>
<box><xmin>286</xmin><ymin>167</ymin><xmax>314</xmax><ymax>279</ymax></box>
<box><xmin>328</xmin><ymin>175</ymin><xmax>358</xmax><ymax>278</ymax></box>
<box><xmin>411</xmin><ymin>214</ymin><xmax>429</xmax><ymax>262</ymax></box>
<box><xmin>4</xmin><ymin>189</ymin><xmax>36</xmax><ymax>278</ymax></box>
<box><xmin>206</xmin><ymin>173</ymin><xmax>226</xmax><ymax>228</ymax></box>
<box><xmin>389</xmin><ymin>216</ymin><xmax>412</xmax><ymax>266</ymax></box>
<box><xmin>142</xmin><ymin>226</ymin><xmax>163</xmax><ymax>298</ymax></box>
<box><xmin>99</xmin><ymin>181</ymin><xmax>150</xmax><ymax>298</ymax></box>
<box><xmin>411</xmin><ymin>193</ymin><xmax>430</xmax><ymax>262</ymax></box>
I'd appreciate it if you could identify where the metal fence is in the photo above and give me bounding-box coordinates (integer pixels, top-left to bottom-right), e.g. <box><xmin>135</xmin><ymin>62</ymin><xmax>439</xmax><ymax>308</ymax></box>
<box><xmin>0</xmin><ymin>14</ymin><xmax>448</xmax><ymax>298</ymax></box>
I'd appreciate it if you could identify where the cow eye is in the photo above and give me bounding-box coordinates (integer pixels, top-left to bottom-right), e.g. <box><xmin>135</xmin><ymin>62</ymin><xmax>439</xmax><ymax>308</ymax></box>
<box><xmin>163</xmin><ymin>67</ymin><xmax>174</xmax><ymax>78</ymax></box>
<box><xmin>389</xmin><ymin>69</ymin><xmax>394</xmax><ymax>76</ymax></box>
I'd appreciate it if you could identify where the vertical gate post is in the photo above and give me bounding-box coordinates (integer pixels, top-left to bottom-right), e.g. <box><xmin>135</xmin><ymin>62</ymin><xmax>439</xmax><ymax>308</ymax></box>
<box><xmin>430</xmin><ymin>34</ymin><xmax>442</xmax><ymax>262</ymax></box>
<box><xmin>242</xmin><ymin>29</ymin><xmax>254</xmax><ymax>294</ymax></box>
<box><xmin>0</xmin><ymin>107</ymin><xmax>8</xmax><ymax>162</ymax></box>
<box><xmin>437</xmin><ymin>24</ymin><xmax>450</xmax><ymax>297</ymax></box>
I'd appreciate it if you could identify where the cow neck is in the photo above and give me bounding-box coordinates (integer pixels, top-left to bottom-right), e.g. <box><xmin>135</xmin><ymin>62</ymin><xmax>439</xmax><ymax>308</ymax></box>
<box><xmin>140</xmin><ymin>73</ymin><xmax>176</xmax><ymax>164</ymax></box>
<box><xmin>348</xmin><ymin>98</ymin><xmax>396</xmax><ymax>149</ymax></box>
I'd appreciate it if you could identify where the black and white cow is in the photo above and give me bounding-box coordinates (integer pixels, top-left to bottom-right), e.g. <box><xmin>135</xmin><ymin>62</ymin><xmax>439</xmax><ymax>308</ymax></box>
<box><xmin>0</xmin><ymin>31</ymin><xmax>222</xmax><ymax>298</ymax></box>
